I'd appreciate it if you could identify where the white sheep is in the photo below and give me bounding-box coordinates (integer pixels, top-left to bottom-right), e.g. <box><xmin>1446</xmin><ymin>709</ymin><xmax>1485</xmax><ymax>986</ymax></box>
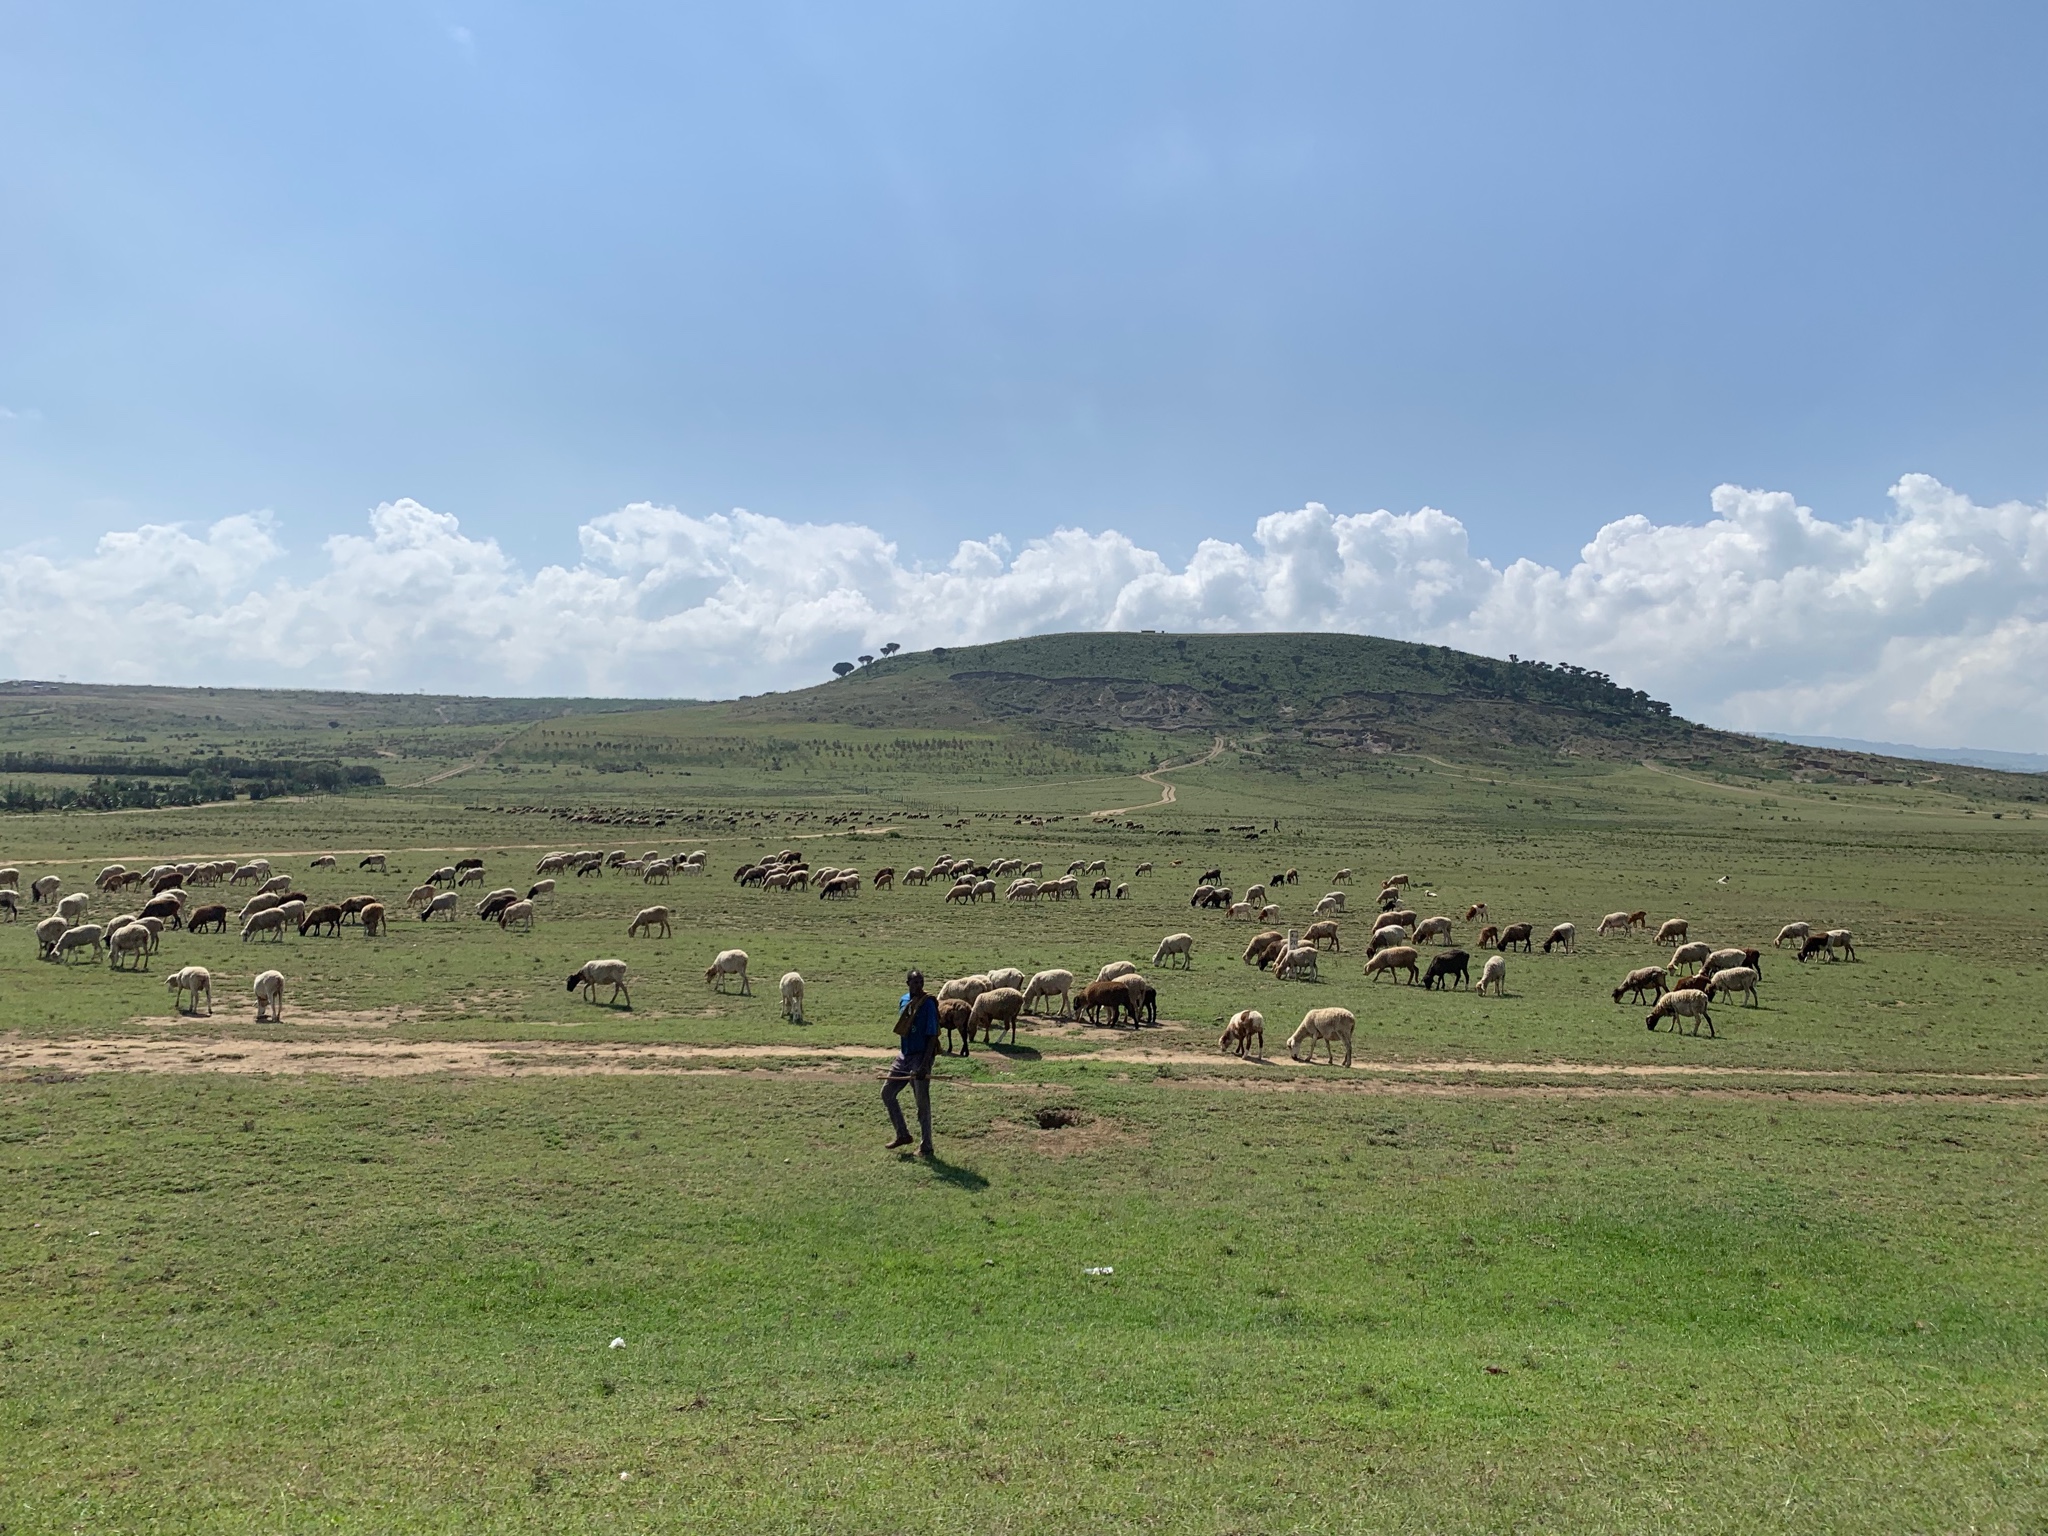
<box><xmin>1705</xmin><ymin>966</ymin><xmax>1759</xmax><ymax>1007</ymax></box>
<box><xmin>1670</xmin><ymin>940</ymin><xmax>1712</xmax><ymax>972</ymax></box>
<box><xmin>627</xmin><ymin>905</ymin><xmax>673</xmax><ymax>939</ymax></box>
<box><xmin>569</xmin><ymin>958</ymin><xmax>632</xmax><ymax>1007</ymax></box>
<box><xmin>0</xmin><ymin>867</ymin><xmax>19</xmax><ymax>889</ymax></box>
<box><xmin>32</xmin><ymin>875</ymin><xmax>62</xmax><ymax>903</ymax></box>
<box><xmin>1542</xmin><ymin>922</ymin><xmax>1576</xmax><ymax>953</ymax></box>
<box><xmin>968</xmin><ymin>985</ymin><xmax>1027</xmax><ymax>1045</ymax></box>
<box><xmin>405</xmin><ymin>883</ymin><xmax>438</xmax><ymax>909</ymax></box>
<box><xmin>1133</xmin><ymin>861</ymin><xmax>1153</xmax><ymax>876</ymax></box>
<box><xmin>986</xmin><ymin>966</ymin><xmax>1026</xmax><ymax>991</ymax></box>
<box><xmin>498</xmin><ymin>899</ymin><xmax>535</xmax><ymax>931</ymax></box>
<box><xmin>939</xmin><ymin>973</ymin><xmax>992</xmax><ymax>1005</ymax></box>
<box><xmin>34</xmin><ymin>914</ymin><xmax>67</xmax><ymax>959</ymax></box>
<box><xmin>1655</xmin><ymin>917</ymin><xmax>1689</xmax><ymax>945</ymax></box>
<box><xmin>1287</xmin><ymin>1006</ymin><xmax>1355</xmax><ymax>1066</ymax></box>
<box><xmin>1701</xmin><ymin>947</ymin><xmax>1750</xmax><ymax>978</ymax></box>
<box><xmin>310</xmin><ymin>855</ymin><xmax>338</xmax><ymax>870</ymax></box>
<box><xmin>107</xmin><ymin>921</ymin><xmax>152</xmax><ymax>969</ymax></box>
<box><xmin>1413</xmin><ymin>915</ymin><xmax>1454</xmax><ymax>945</ymax></box>
<box><xmin>1646</xmin><ymin>988</ymin><xmax>1714</xmax><ymax>1036</ymax></box>
<box><xmin>1096</xmin><ymin>961</ymin><xmax>1138</xmax><ymax>983</ymax></box>
<box><xmin>1245</xmin><ymin>883</ymin><xmax>1267</xmax><ymax>904</ymax></box>
<box><xmin>1007</xmin><ymin>879</ymin><xmax>1040</xmax><ymax>902</ymax></box>
<box><xmin>1153</xmin><ymin>933</ymin><xmax>1194</xmax><ymax>969</ymax></box>
<box><xmin>1827</xmin><ymin>929</ymin><xmax>1857</xmax><ymax>961</ymax></box>
<box><xmin>1258</xmin><ymin>903</ymin><xmax>1280</xmax><ymax>922</ymax></box>
<box><xmin>1320</xmin><ymin>891</ymin><xmax>1348</xmax><ymax>911</ymax></box>
<box><xmin>55</xmin><ymin>923</ymin><xmax>105</xmax><ymax>963</ymax></box>
<box><xmin>1274</xmin><ymin>946</ymin><xmax>1319</xmax><ymax>981</ymax></box>
<box><xmin>240</xmin><ymin>891</ymin><xmax>286</xmax><ymax>921</ymax></box>
<box><xmin>56</xmin><ymin>891</ymin><xmax>90</xmax><ymax>924</ymax></box>
<box><xmin>1227</xmin><ymin>901</ymin><xmax>1255</xmax><ymax>921</ymax></box>
<box><xmin>1314</xmin><ymin>894</ymin><xmax>1341</xmax><ymax>918</ymax></box>
<box><xmin>420</xmin><ymin>891</ymin><xmax>459</xmax><ymax>921</ymax></box>
<box><xmin>779</xmin><ymin>971</ymin><xmax>805</xmax><ymax>1022</ymax></box>
<box><xmin>1023</xmin><ymin>968</ymin><xmax>1073</xmax><ymax>1016</ymax></box>
<box><xmin>528</xmin><ymin>878</ymin><xmax>556</xmax><ymax>899</ymax></box>
<box><xmin>704</xmin><ymin>949</ymin><xmax>751</xmax><ymax>994</ymax></box>
<box><xmin>458</xmin><ymin>866</ymin><xmax>488</xmax><ymax>887</ymax></box>
<box><xmin>166</xmin><ymin>965</ymin><xmax>212</xmax><ymax>1016</ymax></box>
<box><xmin>242</xmin><ymin>908</ymin><xmax>290</xmax><ymax>942</ymax></box>
<box><xmin>257</xmin><ymin>873</ymin><xmax>293</xmax><ymax>896</ymax></box>
<box><xmin>253</xmin><ymin>969</ymin><xmax>286</xmax><ymax>1022</ymax></box>
<box><xmin>1477</xmin><ymin>954</ymin><xmax>1507</xmax><ymax>996</ymax></box>
<box><xmin>1774</xmin><ymin>921</ymin><xmax>1812</xmax><ymax>948</ymax></box>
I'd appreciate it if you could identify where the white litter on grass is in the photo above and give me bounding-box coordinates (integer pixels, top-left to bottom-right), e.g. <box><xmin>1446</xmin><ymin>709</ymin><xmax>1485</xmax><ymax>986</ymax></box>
<box><xmin>1084</xmin><ymin>1266</ymin><xmax>1114</xmax><ymax>1276</ymax></box>
<box><xmin>610</xmin><ymin>1337</ymin><xmax>625</xmax><ymax>1349</ymax></box>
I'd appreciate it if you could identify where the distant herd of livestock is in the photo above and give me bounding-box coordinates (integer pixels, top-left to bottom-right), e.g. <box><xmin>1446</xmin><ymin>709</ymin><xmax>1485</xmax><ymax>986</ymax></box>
<box><xmin>5</xmin><ymin>846</ymin><xmax>1858</xmax><ymax>1059</ymax></box>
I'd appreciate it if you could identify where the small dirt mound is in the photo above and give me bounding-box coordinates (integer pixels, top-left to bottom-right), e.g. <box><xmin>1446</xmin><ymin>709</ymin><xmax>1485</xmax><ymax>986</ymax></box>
<box><xmin>1036</xmin><ymin>1106</ymin><xmax>1084</xmax><ymax>1130</ymax></box>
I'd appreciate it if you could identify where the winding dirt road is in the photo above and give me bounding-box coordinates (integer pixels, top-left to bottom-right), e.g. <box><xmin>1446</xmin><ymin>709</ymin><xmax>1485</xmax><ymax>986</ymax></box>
<box><xmin>1091</xmin><ymin>736</ymin><xmax>1226</xmax><ymax>819</ymax></box>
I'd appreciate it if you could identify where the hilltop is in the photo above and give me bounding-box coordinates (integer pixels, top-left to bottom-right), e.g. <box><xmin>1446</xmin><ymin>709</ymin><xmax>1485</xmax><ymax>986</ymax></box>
<box><xmin>727</xmin><ymin>631</ymin><xmax>2037</xmax><ymax>795</ymax></box>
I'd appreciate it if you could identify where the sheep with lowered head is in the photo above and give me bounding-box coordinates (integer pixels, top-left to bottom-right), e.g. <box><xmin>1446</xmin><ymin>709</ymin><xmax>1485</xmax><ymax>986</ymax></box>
<box><xmin>569</xmin><ymin>958</ymin><xmax>632</xmax><ymax>1007</ymax></box>
<box><xmin>1287</xmin><ymin>1006</ymin><xmax>1355</xmax><ymax>1066</ymax></box>
<box><xmin>704</xmin><ymin>949</ymin><xmax>751</xmax><ymax>994</ymax></box>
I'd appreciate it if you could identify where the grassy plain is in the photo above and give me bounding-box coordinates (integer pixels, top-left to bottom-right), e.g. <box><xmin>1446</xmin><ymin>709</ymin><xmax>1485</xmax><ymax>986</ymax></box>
<box><xmin>3</xmin><ymin>679</ymin><xmax>2047</xmax><ymax>1531</ymax></box>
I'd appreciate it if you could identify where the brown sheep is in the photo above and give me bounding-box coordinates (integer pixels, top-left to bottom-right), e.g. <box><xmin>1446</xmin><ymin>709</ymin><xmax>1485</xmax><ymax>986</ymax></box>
<box><xmin>1302</xmin><ymin>919</ymin><xmax>1341</xmax><ymax>951</ymax></box>
<box><xmin>1076</xmin><ymin>979</ymin><xmax>1131</xmax><ymax>1027</ymax></box>
<box><xmin>1476</xmin><ymin>923</ymin><xmax>1499</xmax><ymax>949</ymax></box>
<box><xmin>1612</xmin><ymin>966</ymin><xmax>1668</xmax><ymax>1004</ymax></box>
<box><xmin>1496</xmin><ymin>922</ymin><xmax>1533</xmax><ymax>952</ymax></box>
<box><xmin>361</xmin><ymin>902</ymin><xmax>386</xmax><ymax>937</ymax></box>
<box><xmin>298</xmin><ymin>904</ymin><xmax>345</xmax><ymax>937</ymax></box>
<box><xmin>186</xmin><ymin>903</ymin><xmax>229</xmax><ymax>934</ymax></box>
<box><xmin>938</xmin><ymin>997</ymin><xmax>974</xmax><ymax>1056</ymax></box>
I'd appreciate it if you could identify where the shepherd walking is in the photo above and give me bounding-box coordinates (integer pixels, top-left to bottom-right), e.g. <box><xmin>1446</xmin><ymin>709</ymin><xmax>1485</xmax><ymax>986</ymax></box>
<box><xmin>883</xmin><ymin>969</ymin><xmax>940</xmax><ymax>1157</ymax></box>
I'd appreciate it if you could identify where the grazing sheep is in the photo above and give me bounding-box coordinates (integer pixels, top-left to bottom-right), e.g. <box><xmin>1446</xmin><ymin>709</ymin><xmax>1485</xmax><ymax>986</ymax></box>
<box><xmin>1302</xmin><ymin>919</ymin><xmax>1340</xmax><ymax>951</ymax></box>
<box><xmin>0</xmin><ymin>868</ymin><xmax>20</xmax><ymax>891</ymax></box>
<box><xmin>780</xmin><ymin>971</ymin><xmax>805</xmax><ymax>1023</ymax></box>
<box><xmin>299</xmin><ymin>904</ymin><xmax>344</xmax><ymax>937</ymax></box>
<box><xmin>34</xmin><ymin>914</ymin><xmax>68</xmax><ymax>959</ymax></box>
<box><xmin>1706</xmin><ymin>966</ymin><xmax>1760</xmax><ymax>1007</ymax></box>
<box><xmin>1628</xmin><ymin>910</ymin><xmax>1648</xmax><ymax>932</ymax></box>
<box><xmin>1597</xmin><ymin>911</ymin><xmax>1632</xmax><ymax>938</ymax></box>
<box><xmin>902</xmin><ymin>866</ymin><xmax>929</xmax><ymax>887</ymax></box>
<box><xmin>1670</xmin><ymin>940</ymin><xmax>1712</xmax><ymax>972</ymax></box>
<box><xmin>1476</xmin><ymin>924</ymin><xmax>1500</xmax><ymax>949</ymax></box>
<box><xmin>1244</xmin><ymin>931</ymin><xmax>1287</xmax><ymax>970</ymax></box>
<box><xmin>420</xmin><ymin>891</ymin><xmax>459</xmax><ymax>922</ymax></box>
<box><xmin>251</xmin><ymin>969</ymin><xmax>287</xmax><ymax>1022</ymax></box>
<box><xmin>1274</xmin><ymin>946</ymin><xmax>1320</xmax><ymax>982</ymax></box>
<box><xmin>1365</xmin><ymin>926</ymin><xmax>1410</xmax><ymax>960</ymax></box>
<box><xmin>627</xmin><ymin>905</ymin><xmax>673</xmax><ymax>939</ymax></box>
<box><xmin>1826</xmin><ymin>929</ymin><xmax>1857</xmax><ymax>962</ymax></box>
<box><xmin>1496</xmin><ymin>922</ymin><xmax>1534</xmax><ymax>952</ymax></box>
<box><xmin>1257</xmin><ymin>903</ymin><xmax>1280</xmax><ymax>922</ymax></box>
<box><xmin>945</xmin><ymin>880</ymin><xmax>975</xmax><ymax>904</ymax></box>
<box><xmin>310</xmin><ymin>855</ymin><xmax>338</xmax><ymax>870</ymax></box>
<box><xmin>1076</xmin><ymin>979</ymin><xmax>1132</xmax><ymax>1027</ymax></box>
<box><xmin>872</xmin><ymin>868</ymin><xmax>895</xmax><ymax>891</ymax></box>
<box><xmin>972</xmin><ymin>879</ymin><xmax>996</xmax><ymax>903</ymax></box>
<box><xmin>1613</xmin><ymin>966</ymin><xmax>1669</xmax><ymax>1004</ymax></box>
<box><xmin>704</xmin><ymin>949</ymin><xmax>751</xmax><ymax>994</ymax></box>
<box><xmin>1220</xmin><ymin>1009</ymin><xmax>1264</xmax><ymax>1057</ymax></box>
<box><xmin>229</xmin><ymin>864</ymin><xmax>264</xmax><ymax>886</ymax></box>
<box><xmin>527</xmin><ymin>879</ymin><xmax>556</xmax><ymax>900</ymax></box>
<box><xmin>986</xmin><ymin>967</ymin><xmax>1026</xmax><ymax>992</ymax></box>
<box><xmin>969</xmin><ymin>986</ymin><xmax>1027</xmax><ymax>1046</ymax></box>
<box><xmin>1331</xmin><ymin>868</ymin><xmax>1353</xmax><ymax>885</ymax></box>
<box><xmin>1541</xmin><ymin>922</ymin><xmax>1576</xmax><ymax>954</ymax></box>
<box><xmin>426</xmin><ymin>866</ymin><xmax>458</xmax><ymax>887</ymax></box>
<box><xmin>1199</xmin><ymin>866</ymin><xmax>1223</xmax><ymax>884</ymax></box>
<box><xmin>1227</xmin><ymin>901</ymin><xmax>1255</xmax><ymax>921</ymax></box>
<box><xmin>1422</xmin><ymin>950</ymin><xmax>1470</xmax><ymax>990</ymax></box>
<box><xmin>1700</xmin><ymin>947</ymin><xmax>1755</xmax><ymax>979</ymax></box>
<box><xmin>1006</xmin><ymin>880</ymin><xmax>1040</xmax><ymax>902</ymax></box>
<box><xmin>1413</xmin><ymin>915</ymin><xmax>1454</xmax><ymax>945</ymax></box>
<box><xmin>241</xmin><ymin>908</ymin><xmax>290</xmax><ymax>942</ymax></box>
<box><xmin>457</xmin><ymin>865</ymin><xmax>488</xmax><ymax>887</ymax></box>
<box><xmin>405</xmin><ymin>883</ymin><xmax>438</xmax><ymax>910</ymax></box>
<box><xmin>1287</xmin><ymin>1007</ymin><xmax>1355</xmax><ymax>1066</ymax></box>
<box><xmin>56</xmin><ymin>923</ymin><xmax>106</xmax><ymax>963</ymax></box>
<box><xmin>1320</xmin><ymin>891</ymin><xmax>1348</xmax><ymax>912</ymax></box>
<box><xmin>257</xmin><ymin>873</ymin><xmax>292</xmax><ymax>897</ymax></box>
<box><xmin>359</xmin><ymin>854</ymin><xmax>387</xmax><ymax>872</ymax></box>
<box><xmin>1115</xmin><ymin>882</ymin><xmax>1130</xmax><ymax>900</ymax></box>
<box><xmin>0</xmin><ymin>889</ymin><xmax>15</xmax><ymax>921</ymax></box>
<box><xmin>1314</xmin><ymin>895</ymin><xmax>1342</xmax><ymax>918</ymax></box>
<box><xmin>1655</xmin><ymin>918</ymin><xmax>1689</xmax><ymax>945</ymax></box>
<box><xmin>1365</xmin><ymin>945</ymin><xmax>1421</xmax><ymax>984</ymax></box>
<box><xmin>1647</xmin><ymin>989</ymin><xmax>1715</xmax><ymax>1037</ymax></box>
<box><xmin>140</xmin><ymin>894</ymin><xmax>184</xmax><ymax>929</ymax></box>
<box><xmin>1476</xmin><ymin>954</ymin><xmax>1507</xmax><ymax>996</ymax></box>
<box><xmin>360</xmin><ymin>902</ymin><xmax>386</xmax><ymax>937</ymax></box>
<box><xmin>1134</xmin><ymin>862</ymin><xmax>1154</xmax><ymax>876</ymax></box>
<box><xmin>107</xmin><ymin>921</ymin><xmax>153</xmax><ymax>969</ymax></box>
<box><xmin>939</xmin><ymin>975</ymin><xmax>992</xmax><ymax>1008</ymax></box>
<box><xmin>1775</xmin><ymin>921</ymin><xmax>1812</xmax><ymax>948</ymax></box>
<box><xmin>166</xmin><ymin>966</ymin><xmax>212</xmax><ymax>1016</ymax></box>
<box><xmin>56</xmin><ymin>892</ymin><xmax>89</xmax><ymax>924</ymax></box>
<box><xmin>1091</xmin><ymin>878</ymin><xmax>1113</xmax><ymax>899</ymax></box>
<box><xmin>1245</xmin><ymin>883</ymin><xmax>1267</xmax><ymax>905</ymax></box>
<box><xmin>1463</xmin><ymin>902</ymin><xmax>1488</xmax><ymax>922</ymax></box>
<box><xmin>1023</xmin><ymin>969</ymin><xmax>1074</xmax><ymax>1017</ymax></box>
<box><xmin>475</xmin><ymin>889</ymin><xmax>520</xmax><ymax>922</ymax></box>
<box><xmin>180</xmin><ymin>902</ymin><xmax>226</xmax><ymax>935</ymax></box>
<box><xmin>1153</xmin><ymin>932</ymin><xmax>1194</xmax><ymax>969</ymax></box>
<box><xmin>497</xmin><ymin>899</ymin><xmax>535</xmax><ymax>931</ymax></box>
<box><xmin>938</xmin><ymin>997</ymin><xmax>974</xmax><ymax>1055</ymax></box>
<box><xmin>94</xmin><ymin>864</ymin><xmax>126</xmax><ymax>890</ymax></box>
<box><xmin>569</xmin><ymin>958</ymin><xmax>632</xmax><ymax>1007</ymax></box>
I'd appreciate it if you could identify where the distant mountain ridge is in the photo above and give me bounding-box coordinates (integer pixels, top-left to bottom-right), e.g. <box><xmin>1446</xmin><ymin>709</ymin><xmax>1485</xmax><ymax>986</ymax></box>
<box><xmin>1758</xmin><ymin>734</ymin><xmax>2048</xmax><ymax>775</ymax></box>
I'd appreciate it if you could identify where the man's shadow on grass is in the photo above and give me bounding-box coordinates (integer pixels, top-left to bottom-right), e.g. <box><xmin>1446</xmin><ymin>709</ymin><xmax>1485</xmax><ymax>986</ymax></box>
<box><xmin>906</xmin><ymin>1152</ymin><xmax>989</xmax><ymax>1191</ymax></box>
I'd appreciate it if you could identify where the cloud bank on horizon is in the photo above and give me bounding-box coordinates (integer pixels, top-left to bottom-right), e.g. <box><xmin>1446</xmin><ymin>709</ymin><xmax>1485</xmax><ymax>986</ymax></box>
<box><xmin>3</xmin><ymin>474</ymin><xmax>2043</xmax><ymax>754</ymax></box>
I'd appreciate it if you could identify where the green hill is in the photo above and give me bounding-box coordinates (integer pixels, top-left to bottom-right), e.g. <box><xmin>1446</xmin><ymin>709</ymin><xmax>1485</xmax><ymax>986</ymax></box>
<box><xmin>728</xmin><ymin>631</ymin><xmax>2034</xmax><ymax>795</ymax></box>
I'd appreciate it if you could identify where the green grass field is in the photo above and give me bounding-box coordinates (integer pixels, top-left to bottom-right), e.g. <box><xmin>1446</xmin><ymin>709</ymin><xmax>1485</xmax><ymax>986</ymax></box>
<box><xmin>3</xmin><ymin>670</ymin><xmax>2046</xmax><ymax>1531</ymax></box>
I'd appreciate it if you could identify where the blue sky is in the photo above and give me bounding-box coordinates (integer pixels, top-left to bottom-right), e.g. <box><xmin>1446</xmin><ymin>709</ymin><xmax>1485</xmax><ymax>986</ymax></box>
<box><xmin>2</xmin><ymin>3</ymin><xmax>2047</xmax><ymax>748</ymax></box>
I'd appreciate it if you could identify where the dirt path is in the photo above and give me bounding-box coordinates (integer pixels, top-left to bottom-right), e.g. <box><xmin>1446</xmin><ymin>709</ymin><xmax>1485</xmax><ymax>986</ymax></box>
<box><xmin>403</xmin><ymin>725</ymin><xmax>536</xmax><ymax>789</ymax></box>
<box><xmin>1091</xmin><ymin>736</ymin><xmax>1226</xmax><ymax>820</ymax></box>
<box><xmin>6</xmin><ymin>1031</ymin><xmax>2042</xmax><ymax>1092</ymax></box>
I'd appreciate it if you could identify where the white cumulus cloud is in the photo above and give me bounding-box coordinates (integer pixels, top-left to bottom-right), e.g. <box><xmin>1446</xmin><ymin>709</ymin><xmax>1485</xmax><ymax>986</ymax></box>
<box><xmin>3</xmin><ymin>474</ymin><xmax>2044</xmax><ymax>753</ymax></box>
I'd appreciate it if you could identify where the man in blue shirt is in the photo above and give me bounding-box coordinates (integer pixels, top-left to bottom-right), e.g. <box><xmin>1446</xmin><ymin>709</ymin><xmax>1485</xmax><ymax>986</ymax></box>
<box><xmin>884</xmin><ymin>969</ymin><xmax>940</xmax><ymax>1157</ymax></box>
